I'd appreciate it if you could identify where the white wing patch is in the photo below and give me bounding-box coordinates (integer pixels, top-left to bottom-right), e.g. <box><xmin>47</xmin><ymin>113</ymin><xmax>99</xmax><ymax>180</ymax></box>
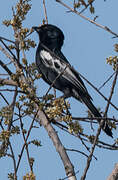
<box><xmin>40</xmin><ymin>50</ymin><xmax>67</xmax><ymax>71</ymax></box>
<box><xmin>40</xmin><ymin>50</ymin><xmax>52</xmax><ymax>61</ymax></box>
<box><xmin>40</xmin><ymin>50</ymin><xmax>53</xmax><ymax>67</ymax></box>
<box><xmin>40</xmin><ymin>50</ymin><xmax>86</xmax><ymax>92</ymax></box>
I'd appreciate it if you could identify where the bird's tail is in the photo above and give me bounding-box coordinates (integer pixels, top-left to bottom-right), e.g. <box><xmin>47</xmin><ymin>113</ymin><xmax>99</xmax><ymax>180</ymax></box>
<box><xmin>81</xmin><ymin>97</ymin><xmax>113</xmax><ymax>137</ymax></box>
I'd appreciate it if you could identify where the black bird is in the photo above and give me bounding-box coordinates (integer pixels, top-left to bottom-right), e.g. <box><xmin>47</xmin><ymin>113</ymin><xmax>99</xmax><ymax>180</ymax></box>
<box><xmin>33</xmin><ymin>24</ymin><xmax>112</xmax><ymax>137</ymax></box>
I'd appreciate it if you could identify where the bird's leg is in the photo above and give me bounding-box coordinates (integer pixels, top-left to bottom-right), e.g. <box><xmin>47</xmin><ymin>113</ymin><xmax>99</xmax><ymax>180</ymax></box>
<box><xmin>53</xmin><ymin>88</ymin><xmax>57</xmax><ymax>98</ymax></box>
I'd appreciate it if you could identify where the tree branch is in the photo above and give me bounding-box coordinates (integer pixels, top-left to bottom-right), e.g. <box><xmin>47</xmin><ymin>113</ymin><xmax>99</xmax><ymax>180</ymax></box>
<box><xmin>43</xmin><ymin>0</ymin><xmax>48</xmax><ymax>24</ymax></box>
<box><xmin>104</xmin><ymin>70</ymin><xmax>118</xmax><ymax>116</ymax></box>
<box><xmin>36</xmin><ymin>109</ymin><xmax>77</xmax><ymax>179</ymax></box>
<box><xmin>0</xmin><ymin>59</ymin><xmax>13</xmax><ymax>76</ymax></box>
<box><xmin>80</xmin><ymin>120</ymin><xmax>103</xmax><ymax>180</ymax></box>
<box><xmin>77</xmin><ymin>71</ymin><xmax>118</xmax><ymax>111</ymax></box>
<box><xmin>107</xmin><ymin>163</ymin><xmax>118</xmax><ymax>180</ymax></box>
<box><xmin>56</xmin><ymin>0</ymin><xmax>118</xmax><ymax>37</ymax></box>
<box><xmin>0</xmin><ymin>78</ymin><xmax>17</xmax><ymax>86</ymax></box>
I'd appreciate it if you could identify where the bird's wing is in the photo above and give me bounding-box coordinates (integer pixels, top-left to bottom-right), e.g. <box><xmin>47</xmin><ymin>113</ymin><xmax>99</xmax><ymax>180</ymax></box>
<box><xmin>40</xmin><ymin>49</ymin><xmax>91</xmax><ymax>97</ymax></box>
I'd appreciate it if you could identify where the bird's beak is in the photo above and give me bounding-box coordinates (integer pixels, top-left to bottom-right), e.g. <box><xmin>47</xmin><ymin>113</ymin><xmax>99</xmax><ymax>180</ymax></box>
<box><xmin>32</xmin><ymin>26</ymin><xmax>39</xmax><ymax>31</ymax></box>
<box><xmin>32</xmin><ymin>26</ymin><xmax>42</xmax><ymax>33</ymax></box>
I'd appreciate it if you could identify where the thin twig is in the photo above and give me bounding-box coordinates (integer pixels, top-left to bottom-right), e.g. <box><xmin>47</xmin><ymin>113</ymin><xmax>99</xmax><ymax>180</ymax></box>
<box><xmin>80</xmin><ymin>121</ymin><xmax>103</xmax><ymax>180</ymax></box>
<box><xmin>77</xmin><ymin>71</ymin><xmax>118</xmax><ymax>111</ymax></box>
<box><xmin>0</xmin><ymin>88</ymin><xmax>24</xmax><ymax>93</ymax></box>
<box><xmin>54</xmin><ymin>119</ymin><xmax>118</xmax><ymax>151</ymax></box>
<box><xmin>56</xmin><ymin>0</ymin><xmax>118</xmax><ymax>37</ymax></box>
<box><xmin>97</xmin><ymin>140</ymin><xmax>118</xmax><ymax>150</ymax></box>
<box><xmin>8</xmin><ymin>86</ymin><xmax>18</xmax><ymax>130</ymax></box>
<box><xmin>8</xmin><ymin>141</ymin><xmax>17</xmax><ymax>179</ymax></box>
<box><xmin>53</xmin><ymin>121</ymin><xmax>97</xmax><ymax>160</ymax></box>
<box><xmin>79</xmin><ymin>0</ymin><xmax>95</xmax><ymax>14</ymax></box>
<box><xmin>0</xmin><ymin>92</ymin><xmax>9</xmax><ymax>105</ymax></box>
<box><xmin>104</xmin><ymin>70</ymin><xmax>118</xmax><ymax>116</ymax></box>
<box><xmin>96</xmin><ymin>144</ymin><xmax>118</xmax><ymax>150</ymax></box>
<box><xmin>0</xmin><ymin>59</ymin><xmax>13</xmax><ymax>75</ymax></box>
<box><xmin>43</xmin><ymin>0</ymin><xmax>48</xmax><ymax>24</ymax></box>
<box><xmin>0</xmin><ymin>45</ymin><xmax>18</xmax><ymax>69</ymax></box>
<box><xmin>66</xmin><ymin>148</ymin><xmax>88</xmax><ymax>158</ymax></box>
<box><xmin>0</xmin><ymin>42</ymin><xmax>23</xmax><ymax>70</ymax></box>
<box><xmin>98</xmin><ymin>72</ymin><xmax>115</xmax><ymax>90</ymax></box>
<box><xmin>0</xmin><ymin>78</ymin><xmax>17</xmax><ymax>86</ymax></box>
<box><xmin>0</xmin><ymin>87</ymin><xmax>18</xmax><ymax>178</ymax></box>
<box><xmin>0</xmin><ymin>74</ymin><xmax>10</xmax><ymax>76</ymax></box>
<box><xmin>16</xmin><ymin>111</ymin><xmax>38</xmax><ymax>173</ymax></box>
<box><xmin>18</xmin><ymin>107</ymin><xmax>33</xmax><ymax>172</ymax></box>
<box><xmin>0</xmin><ymin>36</ymin><xmax>15</xmax><ymax>44</ymax></box>
<box><xmin>72</xmin><ymin>116</ymin><xmax>117</xmax><ymax>122</ymax></box>
<box><xmin>0</xmin><ymin>38</ymin><xmax>17</xmax><ymax>61</ymax></box>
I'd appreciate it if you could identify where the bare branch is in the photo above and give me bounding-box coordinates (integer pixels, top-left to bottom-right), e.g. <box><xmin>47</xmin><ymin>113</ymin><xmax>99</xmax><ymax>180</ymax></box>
<box><xmin>0</xmin><ymin>78</ymin><xmax>17</xmax><ymax>86</ymax></box>
<box><xmin>54</xmin><ymin>120</ymin><xmax>118</xmax><ymax>151</ymax></box>
<box><xmin>98</xmin><ymin>72</ymin><xmax>116</xmax><ymax>90</ymax></box>
<box><xmin>16</xmin><ymin>111</ymin><xmax>38</xmax><ymax>173</ymax></box>
<box><xmin>36</xmin><ymin>109</ymin><xmax>77</xmax><ymax>179</ymax></box>
<box><xmin>56</xmin><ymin>0</ymin><xmax>118</xmax><ymax>37</ymax></box>
<box><xmin>66</xmin><ymin>148</ymin><xmax>89</xmax><ymax>158</ymax></box>
<box><xmin>0</xmin><ymin>45</ymin><xmax>18</xmax><ymax>69</ymax></box>
<box><xmin>8</xmin><ymin>141</ymin><xmax>17</xmax><ymax>179</ymax></box>
<box><xmin>18</xmin><ymin>107</ymin><xmax>33</xmax><ymax>172</ymax></box>
<box><xmin>0</xmin><ymin>59</ymin><xmax>13</xmax><ymax>76</ymax></box>
<box><xmin>80</xmin><ymin>121</ymin><xmax>103</xmax><ymax>180</ymax></box>
<box><xmin>77</xmin><ymin>71</ymin><xmax>118</xmax><ymax>111</ymax></box>
<box><xmin>107</xmin><ymin>163</ymin><xmax>118</xmax><ymax>180</ymax></box>
<box><xmin>0</xmin><ymin>92</ymin><xmax>9</xmax><ymax>105</ymax></box>
<box><xmin>43</xmin><ymin>0</ymin><xmax>48</xmax><ymax>24</ymax></box>
<box><xmin>0</xmin><ymin>38</ymin><xmax>17</xmax><ymax>60</ymax></box>
<box><xmin>78</xmin><ymin>0</ymin><xmax>95</xmax><ymax>14</ymax></box>
<box><xmin>53</xmin><ymin>121</ymin><xmax>97</xmax><ymax>160</ymax></box>
<box><xmin>0</xmin><ymin>36</ymin><xmax>15</xmax><ymax>44</ymax></box>
<box><xmin>104</xmin><ymin>70</ymin><xmax>118</xmax><ymax>116</ymax></box>
<box><xmin>0</xmin><ymin>88</ymin><xmax>24</xmax><ymax>93</ymax></box>
<box><xmin>72</xmin><ymin>116</ymin><xmax>118</xmax><ymax>123</ymax></box>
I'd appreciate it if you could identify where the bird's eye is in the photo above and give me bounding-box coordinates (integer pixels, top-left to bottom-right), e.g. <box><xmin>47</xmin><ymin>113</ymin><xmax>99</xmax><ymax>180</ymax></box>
<box><xmin>47</xmin><ymin>30</ymin><xmax>58</xmax><ymax>38</ymax></box>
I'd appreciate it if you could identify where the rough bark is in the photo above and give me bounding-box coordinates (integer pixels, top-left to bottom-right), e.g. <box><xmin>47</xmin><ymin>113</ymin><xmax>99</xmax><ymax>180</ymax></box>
<box><xmin>107</xmin><ymin>163</ymin><xmax>118</xmax><ymax>180</ymax></box>
<box><xmin>36</xmin><ymin>109</ymin><xmax>77</xmax><ymax>180</ymax></box>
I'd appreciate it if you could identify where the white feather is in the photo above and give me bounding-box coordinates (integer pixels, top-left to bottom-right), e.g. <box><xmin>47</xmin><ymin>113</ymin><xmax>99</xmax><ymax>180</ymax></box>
<box><xmin>40</xmin><ymin>50</ymin><xmax>86</xmax><ymax>91</ymax></box>
<box><xmin>40</xmin><ymin>50</ymin><xmax>52</xmax><ymax>61</ymax></box>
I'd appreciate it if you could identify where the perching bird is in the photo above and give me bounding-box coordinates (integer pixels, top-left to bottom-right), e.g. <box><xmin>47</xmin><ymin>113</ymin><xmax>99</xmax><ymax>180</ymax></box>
<box><xmin>33</xmin><ymin>24</ymin><xmax>112</xmax><ymax>137</ymax></box>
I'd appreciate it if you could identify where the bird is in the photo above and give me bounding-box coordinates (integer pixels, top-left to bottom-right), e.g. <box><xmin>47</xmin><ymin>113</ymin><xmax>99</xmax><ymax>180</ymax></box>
<box><xmin>33</xmin><ymin>24</ymin><xmax>113</xmax><ymax>137</ymax></box>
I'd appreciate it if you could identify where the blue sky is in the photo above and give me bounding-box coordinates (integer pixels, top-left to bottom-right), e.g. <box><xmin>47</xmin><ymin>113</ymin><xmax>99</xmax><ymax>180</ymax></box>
<box><xmin>0</xmin><ymin>0</ymin><xmax>118</xmax><ymax>179</ymax></box>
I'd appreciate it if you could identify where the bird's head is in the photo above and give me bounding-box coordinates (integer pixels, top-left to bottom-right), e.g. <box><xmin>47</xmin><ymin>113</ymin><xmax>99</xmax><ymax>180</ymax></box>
<box><xmin>32</xmin><ymin>24</ymin><xmax>64</xmax><ymax>50</ymax></box>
